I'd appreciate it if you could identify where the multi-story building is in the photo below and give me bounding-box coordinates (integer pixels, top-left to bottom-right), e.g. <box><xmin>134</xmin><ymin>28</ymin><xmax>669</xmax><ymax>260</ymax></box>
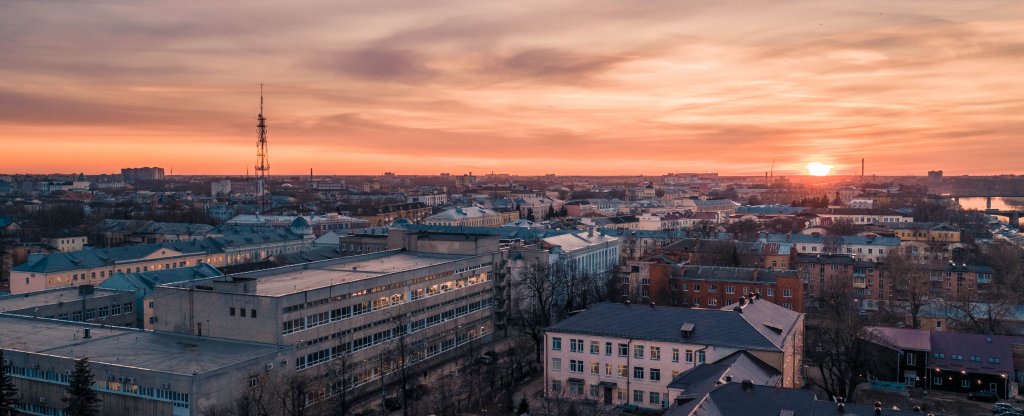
<box><xmin>121</xmin><ymin>167</ymin><xmax>165</xmax><ymax>183</ymax></box>
<box><xmin>423</xmin><ymin>206</ymin><xmax>518</xmax><ymax>227</ymax></box>
<box><xmin>405</xmin><ymin>193</ymin><xmax>449</xmax><ymax>206</ymax></box>
<box><xmin>90</xmin><ymin>219</ymin><xmax>214</xmax><ymax>246</ymax></box>
<box><xmin>544</xmin><ymin>300</ymin><xmax>803</xmax><ymax>409</ymax></box>
<box><xmin>762</xmin><ymin>233</ymin><xmax>899</xmax><ymax>262</ymax></box>
<box><xmin>812</xmin><ymin>208</ymin><xmax>914</xmax><ymax>225</ymax></box>
<box><xmin>152</xmin><ymin>245</ymin><xmax>503</xmax><ymax>400</ymax></box>
<box><xmin>225</xmin><ymin>213</ymin><xmax>368</xmax><ymax>237</ymax></box>
<box><xmin>98</xmin><ymin>264</ymin><xmax>224</xmax><ymax>329</ymax></box>
<box><xmin>881</xmin><ymin>222</ymin><xmax>961</xmax><ymax>243</ymax></box>
<box><xmin>42</xmin><ymin>235</ymin><xmax>88</xmax><ymax>252</ymax></box>
<box><xmin>1</xmin><ymin>314</ymin><xmax>291</xmax><ymax>416</ymax></box>
<box><xmin>339</xmin><ymin>202</ymin><xmax>432</xmax><ymax>226</ymax></box>
<box><xmin>10</xmin><ymin>223</ymin><xmax>314</xmax><ymax>294</ymax></box>
<box><xmin>618</xmin><ymin>262</ymin><xmax>804</xmax><ymax>312</ymax></box>
<box><xmin>0</xmin><ymin>285</ymin><xmax>136</xmax><ymax>327</ymax></box>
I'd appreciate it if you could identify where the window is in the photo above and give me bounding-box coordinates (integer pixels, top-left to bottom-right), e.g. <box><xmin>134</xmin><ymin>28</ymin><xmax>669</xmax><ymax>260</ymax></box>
<box><xmin>570</xmin><ymin>339</ymin><xmax>584</xmax><ymax>353</ymax></box>
<box><xmin>590</xmin><ymin>362</ymin><xmax>599</xmax><ymax>374</ymax></box>
<box><xmin>649</xmin><ymin>392</ymin><xmax>661</xmax><ymax>405</ymax></box>
<box><xmin>605</xmin><ymin>342</ymin><xmax>612</xmax><ymax>356</ymax></box>
<box><xmin>552</xmin><ymin>380</ymin><xmax>562</xmax><ymax>392</ymax></box>
<box><xmin>618</xmin><ymin>365</ymin><xmax>628</xmax><ymax>377</ymax></box>
<box><xmin>605</xmin><ymin>363</ymin><xmax>612</xmax><ymax>375</ymax></box>
<box><xmin>672</xmin><ymin>348</ymin><xmax>680</xmax><ymax>363</ymax></box>
<box><xmin>708</xmin><ymin>285</ymin><xmax>717</xmax><ymax>293</ymax></box>
<box><xmin>618</xmin><ymin>343</ymin><xmax>628</xmax><ymax>357</ymax></box>
<box><xmin>907</xmin><ymin>354</ymin><xmax>916</xmax><ymax>365</ymax></box>
<box><xmin>650</xmin><ymin>368</ymin><xmax>661</xmax><ymax>381</ymax></box>
<box><xmin>697</xmin><ymin>350</ymin><xmax>705</xmax><ymax>364</ymax></box>
<box><xmin>685</xmin><ymin>350</ymin><xmax>693</xmax><ymax>363</ymax></box>
<box><xmin>248</xmin><ymin>376</ymin><xmax>258</xmax><ymax>388</ymax></box>
<box><xmin>633</xmin><ymin>390</ymin><xmax>644</xmax><ymax>403</ymax></box>
<box><xmin>932</xmin><ymin>353</ymin><xmax>945</xmax><ymax>359</ymax></box>
<box><xmin>933</xmin><ymin>377</ymin><xmax>942</xmax><ymax>386</ymax></box>
<box><xmin>590</xmin><ymin>385</ymin><xmax>600</xmax><ymax>399</ymax></box>
<box><xmin>634</xmin><ymin>345</ymin><xmax>644</xmax><ymax>359</ymax></box>
<box><xmin>569</xmin><ymin>360</ymin><xmax>584</xmax><ymax>373</ymax></box>
<box><xmin>251</xmin><ymin>309</ymin><xmax>257</xmax><ymax>318</ymax></box>
<box><xmin>961</xmin><ymin>379</ymin><xmax>969</xmax><ymax>388</ymax></box>
<box><xmin>766</xmin><ymin>288</ymin><xmax>775</xmax><ymax>296</ymax></box>
<box><xmin>650</xmin><ymin>346</ymin><xmax>661</xmax><ymax>360</ymax></box>
<box><xmin>952</xmin><ymin>354</ymin><xmax>963</xmax><ymax>360</ymax></box>
<box><xmin>240</xmin><ymin>308</ymin><xmax>246</xmax><ymax>317</ymax></box>
<box><xmin>936</xmin><ymin>321</ymin><xmax>942</xmax><ymax>328</ymax></box>
<box><xmin>783</xmin><ymin>289</ymin><xmax>792</xmax><ymax>298</ymax></box>
<box><xmin>551</xmin><ymin>358</ymin><xmax>561</xmax><ymax>371</ymax></box>
<box><xmin>552</xmin><ymin>337</ymin><xmax>562</xmax><ymax>351</ymax></box>
<box><xmin>708</xmin><ymin>298</ymin><xmax>718</xmax><ymax>306</ymax></box>
<box><xmin>988</xmin><ymin>357</ymin><xmax>1001</xmax><ymax>364</ymax></box>
<box><xmin>725</xmin><ymin>286</ymin><xmax>735</xmax><ymax>294</ymax></box>
<box><xmin>693</xmin><ymin>284</ymin><xmax>700</xmax><ymax>292</ymax></box>
<box><xmin>633</xmin><ymin>367</ymin><xmax>644</xmax><ymax>380</ymax></box>
<box><xmin>970</xmin><ymin>355</ymin><xmax>982</xmax><ymax>362</ymax></box>
<box><xmin>590</xmin><ymin>341</ymin><xmax>600</xmax><ymax>354</ymax></box>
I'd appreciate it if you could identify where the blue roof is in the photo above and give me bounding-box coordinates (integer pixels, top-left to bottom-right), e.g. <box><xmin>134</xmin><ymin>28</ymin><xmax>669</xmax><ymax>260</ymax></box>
<box><xmin>98</xmin><ymin>263</ymin><xmax>223</xmax><ymax>295</ymax></box>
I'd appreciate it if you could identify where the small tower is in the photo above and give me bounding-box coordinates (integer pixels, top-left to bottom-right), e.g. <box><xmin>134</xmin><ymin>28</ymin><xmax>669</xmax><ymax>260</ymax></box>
<box><xmin>255</xmin><ymin>85</ymin><xmax>271</xmax><ymax>213</ymax></box>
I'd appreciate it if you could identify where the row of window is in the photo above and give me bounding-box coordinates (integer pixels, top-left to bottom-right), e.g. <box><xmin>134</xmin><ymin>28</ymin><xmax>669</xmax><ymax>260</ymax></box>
<box><xmin>551</xmin><ymin>338</ymin><xmax>705</xmax><ymax>364</ymax></box>
<box><xmin>930</xmin><ymin>352</ymin><xmax>1000</xmax><ymax>363</ymax></box>
<box><xmin>228</xmin><ymin>307</ymin><xmax>257</xmax><ymax>318</ymax></box>
<box><xmin>8</xmin><ymin>364</ymin><xmax>189</xmax><ymax>408</ymax></box>
<box><xmin>550</xmin><ymin>381</ymin><xmax>664</xmax><ymax>406</ymax></box>
<box><xmin>47</xmin><ymin>303</ymin><xmax>134</xmax><ymax>322</ymax></box>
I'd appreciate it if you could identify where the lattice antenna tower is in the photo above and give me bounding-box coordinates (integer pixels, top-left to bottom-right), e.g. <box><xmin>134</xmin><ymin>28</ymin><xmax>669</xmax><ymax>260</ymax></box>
<box><xmin>255</xmin><ymin>84</ymin><xmax>271</xmax><ymax>213</ymax></box>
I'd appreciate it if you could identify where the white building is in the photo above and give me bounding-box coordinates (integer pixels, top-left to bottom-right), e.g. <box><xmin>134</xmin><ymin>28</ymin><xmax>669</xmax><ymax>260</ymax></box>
<box><xmin>42</xmin><ymin>236</ymin><xmax>88</xmax><ymax>252</ymax></box>
<box><xmin>544</xmin><ymin>299</ymin><xmax>803</xmax><ymax>409</ymax></box>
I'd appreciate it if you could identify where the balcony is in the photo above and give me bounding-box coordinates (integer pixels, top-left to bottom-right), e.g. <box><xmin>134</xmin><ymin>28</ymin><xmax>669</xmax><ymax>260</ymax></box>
<box><xmin>852</xmin><ymin>282</ymin><xmax>867</xmax><ymax>289</ymax></box>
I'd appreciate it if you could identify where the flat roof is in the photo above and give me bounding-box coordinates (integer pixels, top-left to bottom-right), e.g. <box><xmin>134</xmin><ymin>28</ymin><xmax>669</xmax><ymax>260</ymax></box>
<box><xmin>0</xmin><ymin>287</ymin><xmax>130</xmax><ymax>313</ymax></box>
<box><xmin>240</xmin><ymin>252</ymin><xmax>471</xmax><ymax>296</ymax></box>
<box><xmin>0</xmin><ymin>315</ymin><xmax>284</xmax><ymax>375</ymax></box>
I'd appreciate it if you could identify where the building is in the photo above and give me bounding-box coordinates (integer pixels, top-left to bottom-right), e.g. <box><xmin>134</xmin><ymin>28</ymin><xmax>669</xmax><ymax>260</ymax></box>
<box><xmin>121</xmin><ymin>167</ymin><xmax>165</xmax><ymax>183</ymax></box>
<box><xmin>150</xmin><ymin>248</ymin><xmax>502</xmax><ymax>404</ymax></box>
<box><xmin>762</xmin><ymin>233</ymin><xmax>899</xmax><ymax>262</ymax></box>
<box><xmin>90</xmin><ymin>219</ymin><xmax>214</xmax><ymax>246</ymax></box>
<box><xmin>10</xmin><ymin>223</ymin><xmax>313</xmax><ymax>294</ymax></box>
<box><xmin>0</xmin><ymin>314</ymin><xmax>291</xmax><ymax>416</ymax></box>
<box><xmin>339</xmin><ymin>202</ymin><xmax>432</xmax><ymax>226</ymax></box>
<box><xmin>865</xmin><ymin>327</ymin><xmax>1021</xmax><ymax>398</ymax></box>
<box><xmin>423</xmin><ymin>206</ymin><xmax>518</xmax><ymax>227</ymax></box>
<box><xmin>405</xmin><ymin>193</ymin><xmax>449</xmax><ymax>206</ymax></box>
<box><xmin>543</xmin><ymin>300</ymin><xmax>803</xmax><ymax>409</ymax></box>
<box><xmin>98</xmin><ymin>264</ymin><xmax>224</xmax><ymax>329</ymax></box>
<box><xmin>813</xmin><ymin>208</ymin><xmax>914</xmax><ymax>225</ymax></box>
<box><xmin>618</xmin><ymin>261</ymin><xmax>804</xmax><ymax>312</ymax></box>
<box><xmin>225</xmin><ymin>213</ymin><xmax>368</xmax><ymax>237</ymax></box>
<box><xmin>0</xmin><ymin>285</ymin><xmax>136</xmax><ymax>327</ymax></box>
<box><xmin>42</xmin><ymin>235</ymin><xmax>88</xmax><ymax>252</ymax></box>
<box><xmin>881</xmin><ymin>222</ymin><xmax>961</xmax><ymax>243</ymax></box>
<box><xmin>664</xmin><ymin>380</ymin><xmax>915</xmax><ymax>416</ymax></box>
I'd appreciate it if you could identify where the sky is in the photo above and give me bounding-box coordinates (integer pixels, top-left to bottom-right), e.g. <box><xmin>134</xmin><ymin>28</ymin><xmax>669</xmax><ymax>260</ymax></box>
<box><xmin>1</xmin><ymin>0</ymin><xmax>1022</xmax><ymax>177</ymax></box>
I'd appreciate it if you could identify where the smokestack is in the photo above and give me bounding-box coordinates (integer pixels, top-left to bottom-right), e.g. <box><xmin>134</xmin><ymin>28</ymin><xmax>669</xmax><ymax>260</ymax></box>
<box><xmin>861</xmin><ymin>158</ymin><xmax>865</xmax><ymax>180</ymax></box>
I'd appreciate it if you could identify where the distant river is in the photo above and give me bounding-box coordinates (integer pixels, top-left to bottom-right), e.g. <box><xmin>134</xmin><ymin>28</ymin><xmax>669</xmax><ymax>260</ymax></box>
<box><xmin>958</xmin><ymin>197</ymin><xmax>1024</xmax><ymax>227</ymax></box>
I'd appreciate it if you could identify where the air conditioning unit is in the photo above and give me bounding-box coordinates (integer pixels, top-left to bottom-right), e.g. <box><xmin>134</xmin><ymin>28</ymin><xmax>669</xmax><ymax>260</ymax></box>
<box><xmin>264</xmin><ymin>363</ymin><xmax>274</xmax><ymax>371</ymax></box>
<box><xmin>65</xmin><ymin>370</ymin><xmax>73</xmax><ymax>376</ymax></box>
<box><xmin>32</xmin><ymin>363</ymin><xmax>40</xmax><ymax>370</ymax></box>
<box><xmin>160</xmin><ymin>383</ymin><xmax>170</xmax><ymax>390</ymax></box>
<box><xmin>38</xmin><ymin>397</ymin><xmax>46</xmax><ymax>404</ymax></box>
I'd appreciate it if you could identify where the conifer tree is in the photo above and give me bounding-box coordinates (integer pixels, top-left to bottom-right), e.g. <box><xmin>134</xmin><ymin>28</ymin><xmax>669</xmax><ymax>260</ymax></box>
<box><xmin>63</xmin><ymin>357</ymin><xmax>100</xmax><ymax>416</ymax></box>
<box><xmin>0</xmin><ymin>349</ymin><xmax>19</xmax><ymax>416</ymax></box>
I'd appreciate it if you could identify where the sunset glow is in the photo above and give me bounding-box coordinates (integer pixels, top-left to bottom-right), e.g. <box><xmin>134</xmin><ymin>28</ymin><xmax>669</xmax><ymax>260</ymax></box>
<box><xmin>806</xmin><ymin>162</ymin><xmax>834</xmax><ymax>177</ymax></box>
<box><xmin>1</xmin><ymin>1</ymin><xmax>1023</xmax><ymax>175</ymax></box>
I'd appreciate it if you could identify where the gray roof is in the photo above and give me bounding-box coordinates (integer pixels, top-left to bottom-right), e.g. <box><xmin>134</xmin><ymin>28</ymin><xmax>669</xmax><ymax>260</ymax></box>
<box><xmin>98</xmin><ymin>263</ymin><xmax>224</xmax><ymax>296</ymax></box>
<box><xmin>0</xmin><ymin>287</ymin><xmax>132</xmax><ymax>313</ymax></box>
<box><xmin>14</xmin><ymin>229</ymin><xmax>307</xmax><ymax>274</ymax></box>
<box><xmin>91</xmin><ymin>219</ymin><xmax>213</xmax><ymax>236</ymax></box>
<box><xmin>667</xmin><ymin>351</ymin><xmax>780</xmax><ymax>405</ymax></box>
<box><xmin>395</xmin><ymin>223</ymin><xmax>570</xmax><ymax>240</ymax></box>
<box><xmin>547</xmin><ymin>300</ymin><xmax>801</xmax><ymax>352</ymax></box>
<box><xmin>666</xmin><ymin>383</ymin><xmax>915</xmax><ymax>416</ymax></box>
<box><xmin>676</xmin><ymin>265</ymin><xmax>798</xmax><ymax>284</ymax></box>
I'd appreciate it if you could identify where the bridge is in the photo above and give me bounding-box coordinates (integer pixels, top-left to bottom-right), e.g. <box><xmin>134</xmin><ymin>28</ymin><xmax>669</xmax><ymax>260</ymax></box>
<box><xmin>939</xmin><ymin>194</ymin><xmax>1023</xmax><ymax>227</ymax></box>
<box><xmin>987</xmin><ymin>209</ymin><xmax>1021</xmax><ymax>228</ymax></box>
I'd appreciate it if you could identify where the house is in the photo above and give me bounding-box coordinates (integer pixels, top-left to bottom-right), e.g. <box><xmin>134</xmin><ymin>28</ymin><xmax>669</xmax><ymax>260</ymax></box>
<box><xmin>543</xmin><ymin>299</ymin><xmax>803</xmax><ymax>409</ymax></box>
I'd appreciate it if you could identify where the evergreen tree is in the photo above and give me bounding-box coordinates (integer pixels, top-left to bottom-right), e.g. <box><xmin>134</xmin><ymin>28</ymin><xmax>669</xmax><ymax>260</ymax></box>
<box><xmin>525</xmin><ymin>208</ymin><xmax>535</xmax><ymax>222</ymax></box>
<box><xmin>0</xmin><ymin>349</ymin><xmax>19</xmax><ymax>416</ymax></box>
<box><xmin>516</xmin><ymin>397</ymin><xmax>529</xmax><ymax>415</ymax></box>
<box><xmin>545</xmin><ymin>204</ymin><xmax>555</xmax><ymax>220</ymax></box>
<box><xmin>63</xmin><ymin>357</ymin><xmax>100</xmax><ymax>416</ymax></box>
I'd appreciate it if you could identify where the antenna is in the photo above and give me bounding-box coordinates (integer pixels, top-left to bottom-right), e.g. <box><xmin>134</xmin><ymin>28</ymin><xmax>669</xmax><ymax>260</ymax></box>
<box><xmin>255</xmin><ymin>84</ymin><xmax>271</xmax><ymax>214</ymax></box>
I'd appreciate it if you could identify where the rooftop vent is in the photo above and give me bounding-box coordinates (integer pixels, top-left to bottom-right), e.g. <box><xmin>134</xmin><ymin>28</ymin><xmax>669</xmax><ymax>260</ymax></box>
<box><xmin>741</xmin><ymin>380</ymin><xmax>753</xmax><ymax>393</ymax></box>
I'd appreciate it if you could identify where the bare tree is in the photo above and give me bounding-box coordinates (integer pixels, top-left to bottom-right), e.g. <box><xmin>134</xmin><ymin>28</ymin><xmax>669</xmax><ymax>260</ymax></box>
<box><xmin>512</xmin><ymin>260</ymin><xmax>561</xmax><ymax>363</ymax></box>
<box><xmin>804</xmin><ymin>277</ymin><xmax>880</xmax><ymax>401</ymax></box>
<box><xmin>881</xmin><ymin>250</ymin><xmax>935</xmax><ymax>329</ymax></box>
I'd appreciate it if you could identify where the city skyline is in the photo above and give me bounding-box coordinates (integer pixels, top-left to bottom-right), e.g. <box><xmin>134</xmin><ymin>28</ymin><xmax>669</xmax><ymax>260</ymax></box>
<box><xmin>2</xmin><ymin>1</ymin><xmax>1023</xmax><ymax>176</ymax></box>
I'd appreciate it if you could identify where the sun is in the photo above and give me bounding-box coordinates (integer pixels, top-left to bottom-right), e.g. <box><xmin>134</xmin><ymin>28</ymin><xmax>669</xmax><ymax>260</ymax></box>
<box><xmin>806</xmin><ymin>162</ymin><xmax>833</xmax><ymax>176</ymax></box>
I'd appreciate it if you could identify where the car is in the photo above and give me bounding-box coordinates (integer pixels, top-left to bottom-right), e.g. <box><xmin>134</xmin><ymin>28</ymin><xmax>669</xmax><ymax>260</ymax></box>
<box><xmin>995</xmin><ymin>403</ymin><xmax>1022</xmax><ymax>414</ymax></box>
<box><xmin>968</xmin><ymin>390</ymin><xmax>999</xmax><ymax>402</ymax></box>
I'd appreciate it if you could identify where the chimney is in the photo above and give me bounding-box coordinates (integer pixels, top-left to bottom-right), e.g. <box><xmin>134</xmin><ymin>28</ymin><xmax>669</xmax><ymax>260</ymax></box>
<box><xmin>738</xmin><ymin>296</ymin><xmax>747</xmax><ymax>306</ymax></box>
<box><xmin>83</xmin><ymin>328</ymin><xmax>91</xmax><ymax>339</ymax></box>
<box><xmin>837</xmin><ymin>402</ymin><xmax>845</xmax><ymax>414</ymax></box>
<box><xmin>741</xmin><ymin>380</ymin><xmax>754</xmax><ymax>393</ymax></box>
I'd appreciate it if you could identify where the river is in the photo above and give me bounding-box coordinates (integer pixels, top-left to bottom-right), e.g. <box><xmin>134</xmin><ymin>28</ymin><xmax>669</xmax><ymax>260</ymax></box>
<box><xmin>957</xmin><ymin>196</ymin><xmax>1024</xmax><ymax>211</ymax></box>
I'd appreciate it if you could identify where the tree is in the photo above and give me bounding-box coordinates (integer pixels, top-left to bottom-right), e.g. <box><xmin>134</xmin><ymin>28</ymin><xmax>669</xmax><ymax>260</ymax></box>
<box><xmin>880</xmin><ymin>250</ymin><xmax>935</xmax><ymax>329</ymax></box>
<box><xmin>525</xmin><ymin>208</ymin><xmax>535</xmax><ymax>222</ymax></box>
<box><xmin>0</xmin><ymin>349</ymin><xmax>18</xmax><ymax>416</ymax></box>
<box><xmin>545</xmin><ymin>204</ymin><xmax>555</xmax><ymax>220</ymax></box>
<box><xmin>517</xmin><ymin>397</ymin><xmax>530</xmax><ymax>415</ymax></box>
<box><xmin>725</xmin><ymin>219</ymin><xmax>760</xmax><ymax>242</ymax></box>
<box><xmin>804</xmin><ymin>278</ymin><xmax>880</xmax><ymax>401</ymax></box>
<box><xmin>512</xmin><ymin>260</ymin><xmax>561</xmax><ymax>363</ymax></box>
<box><xmin>63</xmin><ymin>357</ymin><xmax>100</xmax><ymax>416</ymax></box>
<box><xmin>688</xmin><ymin>220</ymin><xmax>716</xmax><ymax>240</ymax></box>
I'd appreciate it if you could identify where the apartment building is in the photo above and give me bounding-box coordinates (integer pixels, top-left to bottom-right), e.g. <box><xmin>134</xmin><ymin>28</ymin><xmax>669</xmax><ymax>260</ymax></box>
<box><xmin>424</xmin><ymin>206</ymin><xmax>518</xmax><ymax>227</ymax></box>
<box><xmin>812</xmin><ymin>208</ymin><xmax>914</xmax><ymax>225</ymax></box>
<box><xmin>618</xmin><ymin>261</ymin><xmax>804</xmax><ymax>312</ymax></box>
<box><xmin>544</xmin><ymin>300</ymin><xmax>803</xmax><ymax>409</ymax></box>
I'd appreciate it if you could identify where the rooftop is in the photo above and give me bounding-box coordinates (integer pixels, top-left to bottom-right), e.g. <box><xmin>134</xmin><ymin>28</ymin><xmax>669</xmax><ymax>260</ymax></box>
<box><xmin>0</xmin><ymin>287</ymin><xmax>132</xmax><ymax>313</ymax></box>
<box><xmin>547</xmin><ymin>300</ymin><xmax>801</xmax><ymax>352</ymax></box>
<box><xmin>184</xmin><ymin>251</ymin><xmax>470</xmax><ymax>296</ymax></box>
<box><xmin>0</xmin><ymin>314</ymin><xmax>285</xmax><ymax>376</ymax></box>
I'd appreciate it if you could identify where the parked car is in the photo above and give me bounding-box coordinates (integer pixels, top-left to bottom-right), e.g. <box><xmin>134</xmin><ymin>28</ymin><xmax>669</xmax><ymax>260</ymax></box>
<box><xmin>968</xmin><ymin>390</ymin><xmax>999</xmax><ymax>402</ymax></box>
<box><xmin>995</xmin><ymin>403</ymin><xmax>1022</xmax><ymax>414</ymax></box>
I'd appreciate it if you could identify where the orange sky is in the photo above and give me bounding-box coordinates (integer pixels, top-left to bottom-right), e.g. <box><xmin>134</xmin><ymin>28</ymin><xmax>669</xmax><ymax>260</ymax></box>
<box><xmin>1</xmin><ymin>1</ymin><xmax>1023</xmax><ymax>176</ymax></box>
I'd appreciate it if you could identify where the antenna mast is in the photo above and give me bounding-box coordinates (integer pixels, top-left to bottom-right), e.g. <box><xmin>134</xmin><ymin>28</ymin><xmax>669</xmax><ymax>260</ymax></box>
<box><xmin>255</xmin><ymin>84</ymin><xmax>271</xmax><ymax>213</ymax></box>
